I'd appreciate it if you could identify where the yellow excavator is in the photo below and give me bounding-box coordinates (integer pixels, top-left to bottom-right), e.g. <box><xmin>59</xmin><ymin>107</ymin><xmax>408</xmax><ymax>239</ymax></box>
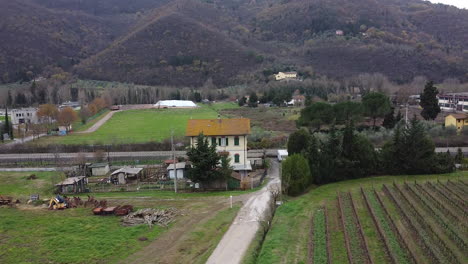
<box><xmin>48</xmin><ymin>195</ymin><xmax>67</xmax><ymax>210</ymax></box>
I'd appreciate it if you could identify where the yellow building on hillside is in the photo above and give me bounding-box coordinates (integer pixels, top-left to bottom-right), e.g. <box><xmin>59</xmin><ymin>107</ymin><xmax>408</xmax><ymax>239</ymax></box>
<box><xmin>445</xmin><ymin>113</ymin><xmax>468</xmax><ymax>131</ymax></box>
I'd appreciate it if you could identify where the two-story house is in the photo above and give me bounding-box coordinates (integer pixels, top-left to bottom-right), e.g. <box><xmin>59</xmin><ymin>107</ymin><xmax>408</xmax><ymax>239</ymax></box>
<box><xmin>186</xmin><ymin>118</ymin><xmax>251</xmax><ymax>174</ymax></box>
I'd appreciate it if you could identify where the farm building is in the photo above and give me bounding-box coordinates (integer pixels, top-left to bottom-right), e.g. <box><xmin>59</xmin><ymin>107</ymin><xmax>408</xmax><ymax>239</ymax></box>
<box><xmin>154</xmin><ymin>100</ymin><xmax>197</xmax><ymax>108</ymax></box>
<box><xmin>89</xmin><ymin>163</ymin><xmax>110</xmax><ymax>176</ymax></box>
<box><xmin>167</xmin><ymin>162</ymin><xmax>187</xmax><ymax>179</ymax></box>
<box><xmin>55</xmin><ymin>176</ymin><xmax>87</xmax><ymax>194</ymax></box>
<box><xmin>445</xmin><ymin>113</ymin><xmax>468</xmax><ymax>131</ymax></box>
<box><xmin>110</xmin><ymin>167</ymin><xmax>143</xmax><ymax>184</ymax></box>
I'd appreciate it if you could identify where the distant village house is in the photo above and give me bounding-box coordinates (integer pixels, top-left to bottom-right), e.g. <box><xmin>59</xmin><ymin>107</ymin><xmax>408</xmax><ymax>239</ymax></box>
<box><xmin>275</xmin><ymin>71</ymin><xmax>297</xmax><ymax>81</ymax></box>
<box><xmin>445</xmin><ymin>113</ymin><xmax>468</xmax><ymax>132</ymax></box>
<box><xmin>10</xmin><ymin>108</ymin><xmax>39</xmax><ymax>125</ymax></box>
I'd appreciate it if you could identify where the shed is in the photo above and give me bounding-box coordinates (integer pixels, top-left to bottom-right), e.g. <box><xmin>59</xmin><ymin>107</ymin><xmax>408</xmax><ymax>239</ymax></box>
<box><xmin>110</xmin><ymin>167</ymin><xmax>143</xmax><ymax>185</ymax></box>
<box><xmin>89</xmin><ymin>163</ymin><xmax>110</xmax><ymax>176</ymax></box>
<box><xmin>167</xmin><ymin>162</ymin><xmax>186</xmax><ymax>179</ymax></box>
<box><xmin>55</xmin><ymin>176</ymin><xmax>87</xmax><ymax>194</ymax></box>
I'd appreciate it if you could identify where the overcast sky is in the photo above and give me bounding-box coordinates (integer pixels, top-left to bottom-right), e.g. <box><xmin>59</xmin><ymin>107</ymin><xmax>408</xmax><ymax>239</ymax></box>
<box><xmin>427</xmin><ymin>0</ymin><xmax>468</xmax><ymax>9</ymax></box>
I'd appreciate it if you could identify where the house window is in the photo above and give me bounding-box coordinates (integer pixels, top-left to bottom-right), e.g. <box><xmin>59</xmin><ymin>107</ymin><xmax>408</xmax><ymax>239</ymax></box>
<box><xmin>225</xmin><ymin>137</ymin><xmax>229</xmax><ymax>146</ymax></box>
<box><xmin>234</xmin><ymin>137</ymin><xmax>239</xmax><ymax>146</ymax></box>
<box><xmin>234</xmin><ymin>154</ymin><xmax>240</xmax><ymax>163</ymax></box>
<box><xmin>211</xmin><ymin>137</ymin><xmax>216</xmax><ymax>146</ymax></box>
<box><xmin>219</xmin><ymin>137</ymin><xmax>228</xmax><ymax>147</ymax></box>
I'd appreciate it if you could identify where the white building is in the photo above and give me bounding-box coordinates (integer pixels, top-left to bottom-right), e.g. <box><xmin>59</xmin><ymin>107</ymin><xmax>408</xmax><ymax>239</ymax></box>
<box><xmin>10</xmin><ymin>108</ymin><xmax>39</xmax><ymax>125</ymax></box>
<box><xmin>154</xmin><ymin>100</ymin><xmax>197</xmax><ymax>108</ymax></box>
<box><xmin>274</xmin><ymin>72</ymin><xmax>297</xmax><ymax>81</ymax></box>
<box><xmin>167</xmin><ymin>162</ymin><xmax>187</xmax><ymax>179</ymax></box>
<box><xmin>438</xmin><ymin>93</ymin><xmax>468</xmax><ymax>112</ymax></box>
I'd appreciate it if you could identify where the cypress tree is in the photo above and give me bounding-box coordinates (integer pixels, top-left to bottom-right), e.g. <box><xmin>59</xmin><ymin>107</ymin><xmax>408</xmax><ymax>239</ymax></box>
<box><xmin>382</xmin><ymin>107</ymin><xmax>396</xmax><ymax>129</ymax></box>
<box><xmin>420</xmin><ymin>81</ymin><xmax>441</xmax><ymax>120</ymax></box>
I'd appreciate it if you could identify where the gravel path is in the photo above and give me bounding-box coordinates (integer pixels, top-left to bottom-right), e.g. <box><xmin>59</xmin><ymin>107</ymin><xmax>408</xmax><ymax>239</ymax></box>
<box><xmin>76</xmin><ymin>110</ymin><xmax>120</xmax><ymax>134</ymax></box>
<box><xmin>206</xmin><ymin>159</ymin><xmax>281</xmax><ymax>264</ymax></box>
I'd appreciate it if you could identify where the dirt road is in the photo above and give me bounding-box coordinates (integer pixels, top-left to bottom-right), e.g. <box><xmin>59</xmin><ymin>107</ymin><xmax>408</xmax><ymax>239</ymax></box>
<box><xmin>76</xmin><ymin>104</ymin><xmax>154</xmax><ymax>134</ymax></box>
<box><xmin>206</xmin><ymin>159</ymin><xmax>281</xmax><ymax>264</ymax></box>
<box><xmin>76</xmin><ymin>110</ymin><xmax>119</xmax><ymax>134</ymax></box>
<box><xmin>119</xmin><ymin>194</ymin><xmax>252</xmax><ymax>264</ymax></box>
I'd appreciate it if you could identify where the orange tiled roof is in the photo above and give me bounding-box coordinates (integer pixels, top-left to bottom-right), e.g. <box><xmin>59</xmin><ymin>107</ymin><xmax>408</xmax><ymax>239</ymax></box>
<box><xmin>186</xmin><ymin>118</ymin><xmax>251</xmax><ymax>136</ymax></box>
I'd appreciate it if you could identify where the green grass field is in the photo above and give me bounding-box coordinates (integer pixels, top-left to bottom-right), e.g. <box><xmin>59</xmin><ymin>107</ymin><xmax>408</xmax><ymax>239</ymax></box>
<box><xmin>255</xmin><ymin>171</ymin><xmax>468</xmax><ymax>264</ymax></box>
<box><xmin>0</xmin><ymin>171</ymin><xmax>245</xmax><ymax>264</ymax></box>
<box><xmin>33</xmin><ymin>103</ymin><xmax>238</xmax><ymax>145</ymax></box>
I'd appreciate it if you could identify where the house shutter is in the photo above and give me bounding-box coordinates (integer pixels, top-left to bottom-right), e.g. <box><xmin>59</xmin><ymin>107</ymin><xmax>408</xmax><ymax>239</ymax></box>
<box><xmin>234</xmin><ymin>137</ymin><xmax>239</xmax><ymax>146</ymax></box>
<box><xmin>218</xmin><ymin>138</ymin><xmax>222</xmax><ymax>146</ymax></box>
<box><xmin>234</xmin><ymin>154</ymin><xmax>240</xmax><ymax>163</ymax></box>
<box><xmin>226</xmin><ymin>137</ymin><xmax>229</xmax><ymax>146</ymax></box>
<box><xmin>211</xmin><ymin>137</ymin><xmax>216</xmax><ymax>146</ymax></box>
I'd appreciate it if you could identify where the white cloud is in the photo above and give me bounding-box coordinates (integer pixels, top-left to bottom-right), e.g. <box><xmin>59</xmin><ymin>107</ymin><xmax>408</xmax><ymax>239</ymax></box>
<box><xmin>427</xmin><ymin>0</ymin><xmax>468</xmax><ymax>9</ymax></box>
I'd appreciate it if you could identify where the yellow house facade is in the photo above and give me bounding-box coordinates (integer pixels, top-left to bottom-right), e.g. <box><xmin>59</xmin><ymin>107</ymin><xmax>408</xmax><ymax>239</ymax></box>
<box><xmin>186</xmin><ymin>118</ymin><xmax>251</xmax><ymax>169</ymax></box>
<box><xmin>445</xmin><ymin>113</ymin><xmax>468</xmax><ymax>131</ymax></box>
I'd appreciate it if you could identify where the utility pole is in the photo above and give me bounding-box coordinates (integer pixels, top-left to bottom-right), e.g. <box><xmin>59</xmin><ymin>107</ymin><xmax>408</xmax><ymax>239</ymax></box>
<box><xmin>171</xmin><ymin>129</ymin><xmax>178</xmax><ymax>193</ymax></box>
<box><xmin>405</xmin><ymin>103</ymin><xmax>408</xmax><ymax>126</ymax></box>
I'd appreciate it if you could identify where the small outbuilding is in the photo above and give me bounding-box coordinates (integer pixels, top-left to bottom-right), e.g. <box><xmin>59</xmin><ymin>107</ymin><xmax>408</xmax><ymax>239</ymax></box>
<box><xmin>167</xmin><ymin>162</ymin><xmax>187</xmax><ymax>179</ymax></box>
<box><xmin>110</xmin><ymin>167</ymin><xmax>143</xmax><ymax>185</ymax></box>
<box><xmin>89</xmin><ymin>163</ymin><xmax>110</xmax><ymax>176</ymax></box>
<box><xmin>55</xmin><ymin>176</ymin><xmax>87</xmax><ymax>194</ymax></box>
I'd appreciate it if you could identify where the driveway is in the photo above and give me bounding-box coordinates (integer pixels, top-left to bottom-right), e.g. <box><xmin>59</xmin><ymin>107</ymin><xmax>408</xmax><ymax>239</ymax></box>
<box><xmin>206</xmin><ymin>159</ymin><xmax>281</xmax><ymax>264</ymax></box>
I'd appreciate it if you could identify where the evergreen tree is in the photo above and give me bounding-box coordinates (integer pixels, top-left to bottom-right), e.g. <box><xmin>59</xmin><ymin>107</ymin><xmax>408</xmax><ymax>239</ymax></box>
<box><xmin>395</xmin><ymin>110</ymin><xmax>403</xmax><ymax>123</ymax></box>
<box><xmin>6</xmin><ymin>90</ymin><xmax>12</xmax><ymax>106</ymax></box>
<box><xmin>248</xmin><ymin>92</ymin><xmax>258</xmax><ymax>107</ymax></box>
<box><xmin>287</xmin><ymin>129</ymin><xmax>310</xmax><ymax>155</ymax></box>
<box><xmin>382</xmin><ymin>107</ymin><xmax>396</xmax><ymax>129</ymax></box>
<box><xmin>362</xmin><ymin>92</ymin><xmax>391</xmax><ymax>128</ymax></box>
<box><xmin>238</xmin><ymin>96</ymin><xmax>246</xmax><ymax>106</ymax></box>
<box><xmin>281</xmin><ymin>154</ymin><xmax>311</xmax><ymax>196</ymax></box>
<box><xmin>187</xmin><ymin>133</ymin><xmax>221</xmax><ymax>184</ymax></box>
<box><xmin>420</xmin><ymin>81</ymin><xmax>441</xmax><ymax>120</ymax></box>
<box><xmin>455</xmin><ymin>147</ymin><xmax>464</xmax><ymax>164</ymax></box>
<box><xmin>30</xmin><ymin>81</ymin><xmax>37</xmax><ymax>103</ymax></box>
<box><xmin>4</xmin><ymin>107</ymin><xmax>13</xmax><ymax>139</ymax></box>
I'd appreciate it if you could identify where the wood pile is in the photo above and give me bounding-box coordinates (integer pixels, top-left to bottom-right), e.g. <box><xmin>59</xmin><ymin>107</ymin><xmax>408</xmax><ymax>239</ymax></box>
<box><xmin>121</xmin><ymin>208</ymin><xmax>178</xmax><ymax>227</ymax></box>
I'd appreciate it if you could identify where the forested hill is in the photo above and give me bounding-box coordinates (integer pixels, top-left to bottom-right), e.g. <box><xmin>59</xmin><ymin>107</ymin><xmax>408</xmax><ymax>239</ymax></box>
<box><xmin>1</xmin><ymin>0</ymin><xmax>468</xmax><ymax>86</ymax></box>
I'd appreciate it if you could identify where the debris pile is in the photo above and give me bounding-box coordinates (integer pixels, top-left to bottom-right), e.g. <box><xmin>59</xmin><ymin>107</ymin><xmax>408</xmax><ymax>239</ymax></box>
<box><xmin>0</xmin><ymin>195</ymin><xmax>18</xmax><ymax>206</ymax></box>
<box><xmin>122</xmin><ymin>208</ymin><xmax>178</xmax><ymax>227</ymax></box>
